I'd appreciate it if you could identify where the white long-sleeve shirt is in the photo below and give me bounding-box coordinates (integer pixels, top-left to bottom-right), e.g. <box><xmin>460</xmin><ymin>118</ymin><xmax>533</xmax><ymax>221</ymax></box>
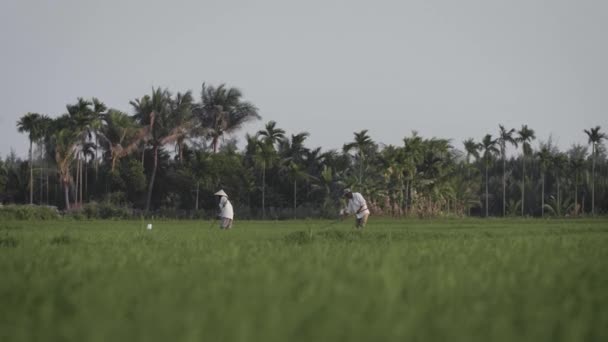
<box><xmin>345</xmin><ymin>192</ymin><xmax>370</xmax><ymax>219</ymax></box>
<box><xmin>219</xmin><ymin>196</ymin><xmax>234</xmax><ymax>219</ymax></box>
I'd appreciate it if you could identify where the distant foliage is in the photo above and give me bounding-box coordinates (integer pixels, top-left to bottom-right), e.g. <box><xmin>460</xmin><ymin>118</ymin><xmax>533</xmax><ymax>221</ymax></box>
<box><xmin>0</xmin><ymin>205</ymin><xmax>60</xmax><ymax>220</ymax></box>
<box><xmin>5</xmin><ymin>82</ymin><xmax>607</xmax><ymax>218</ymax></box>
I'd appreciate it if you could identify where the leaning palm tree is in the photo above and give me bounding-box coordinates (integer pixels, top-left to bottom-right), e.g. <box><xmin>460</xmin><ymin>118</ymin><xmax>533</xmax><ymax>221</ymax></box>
<box><xmin>195</xmin><ymin>83</ymin><xmax>260</xmax><ymax>153</ymax></box>
<box><xmin>16</xmin><ymin>112</ymin><xmax>43</xmax><ymax>204</ymax></box>
<box><xmin>47</xmin><ymin>114</ymin><xmax>80</xmax><ymax>209</ymax></box>
<box><xmin>480</xmin><ymin>134</ymin><xmax>499</xmax><ymax>217</ymax></box>
<box><xmin>536</xmin><ymin>144</ymin><xmax>552</xmax><ymax>217</ymax></box>
<box><xmin>517</xmin><ymin>125</ymin><xmax>536</xmax><ymax>216</ymax></box>
<box><xmin>131</xmin><ymin>88</ymin><xmax>185</xmax><ymax>212</ymax></box>
<box><xmin>99</xmin><ymin>110</ymin><xmax>145</xmax><ymax>172</ymax></box>
<box><xmin>583</xmin><ymin>126</ymin><xmax>606</xmax><ymax>216</ymax></box>
<box><xmin>498</xmin><ymin>125</ymin><xmax>518</xmax><ymax>216</ymax></box>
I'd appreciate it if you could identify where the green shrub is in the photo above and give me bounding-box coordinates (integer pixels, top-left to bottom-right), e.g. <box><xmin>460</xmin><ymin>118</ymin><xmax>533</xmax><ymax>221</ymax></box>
<box><xmin>80</xmin><ymin>202</ymin><xmax>131</xmax><ymax>219</ymax></box>
<box><xmin>0</xmin><ymin>205</ymin><xmax>60</xmax><ymax>220</ymax></box>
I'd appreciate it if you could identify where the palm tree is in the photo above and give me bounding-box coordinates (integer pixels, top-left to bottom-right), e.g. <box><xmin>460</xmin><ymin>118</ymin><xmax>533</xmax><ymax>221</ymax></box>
<box><xmin>568</xmin><ymin>145</ymin><xmax>587</xmax><ymax>216</ymax></box>
<box><xmin>37</xmin><ymin>115</ymin><xmax>52</xmax><ymax>204</ymax></box>
<box><xmin>17</xmin><ymin>112</ymin><xmax>43</xmax><ymax>204</ymax></box>
<box><xmin>536</xmin><ymin>144</ymin><xmax>552</xmax><ymax>217</ymax></box>
<box><xmin>480</xmin><ymin>134</ymin><xmax>499</xmax><ymax>217</ymax></box>
<box><xmin>47</xmin><ymin>114</ymin><xmax>79</xmax><ymax>209</ymax></box>
<box><xmin>169</xmin><ymin>91</ymin><xmax>195</xmax><ymax>162</ymax></box>
<box><xmin>99</xmin><ymin>110</ymin><xmax>145</xmax><ymax>172</ymax></box>
<box><xmin>403</xmin><ymin>132</ymin><xmax>424</xmax><ymax>211</ymax></box>
<box><xmin>256</xmin><ymin>121</ymin><xmax>285</xmax><ymax>219</ymax></box>
<box><xmin>257</xmin><ymin>120</ymin><xmax>286</xmax><ymax>147</ymax></box>
<box><xmin>498</xmin><ymin>125</ymin><xmax>518</xmax><ymax>216</ymax></box>
<box><xmin>343</xmin><ymin>130</ymin><xmax>374</xmax><ymax>184</ymax></box>
<box><xmin>463</xmin><ymin>138</ymin><xmax>481</xmax><ymax>165</ymax></box>
<box><xmin>517</xmin><ymin>125</ymin><xmax>536</xmax><ymax>216</ymax></box>
<box><xmin>550</xmin><ymin>152</ymin><xmax>568</xmax><ymax>216</ymax></box>
<box><xmin>195</xmin><ymin>83</ymin><xmax>260</xmax><ymax>153</ymax></box>
<box><xmin>583</xmin><ymin>126</ymin><xmax>606</xmax><ymax>216</ymax></box>
<box><xmin>278</xmin><ymin>132</ymin><xmax>312</xmax><ymax>219</ymax></box>
<box><xmin>66</xmin><ymin>98</ymin><xmax>98</xmax><ymax>205</ymax></box>
<box><xmin>280</xmin><ymin>161</ymin><xmax>310</xmax><ymax>219</ymax></box>
<box><xmin>131</xmin><ymin>88</ymin><xmax>184</xmax><ymax>212</ymax></box>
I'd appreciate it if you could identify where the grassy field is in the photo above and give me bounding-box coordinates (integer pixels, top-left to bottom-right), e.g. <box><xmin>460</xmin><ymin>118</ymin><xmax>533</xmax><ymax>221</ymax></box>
<box><xmin>1</xmin><ymin>218</ymin><xmax>607</xmax><ymax>342</ymax></box>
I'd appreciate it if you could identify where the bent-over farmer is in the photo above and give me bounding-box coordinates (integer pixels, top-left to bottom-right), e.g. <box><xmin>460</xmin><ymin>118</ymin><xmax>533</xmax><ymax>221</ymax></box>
<box><xmin>340</xmin><ymin>188</ymin><xmax>370</xmax><ymax>228</ymax></box>
<box><xmin>214</xmin><ymin>189</ymin><xmax>234</xmax><ymax>229</ymax></box>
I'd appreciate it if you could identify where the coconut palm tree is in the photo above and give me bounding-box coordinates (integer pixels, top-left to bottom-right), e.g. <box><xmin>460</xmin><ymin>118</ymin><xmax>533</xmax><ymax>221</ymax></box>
<box><xmin>498</xmin><ymin>125</ymin><xmax>518</xmax><ymax>216</ymax></box>
<box><xmin>169</xmin><ymin>91</ymin><xmax>195</xmax><ymax>162</ymax></box>
<box><xmin>255</xmin><ymin>121</ymin><xmax>285</xmax><ymax>219</ymax></box>
<box><xmin>536</xmin><ymin>144</ymin><xmax>552</xmax><ymax>217</ymax></box>
<box><xmin>47</xmin><ymin>114</ymin><xmax>80</xmax><ymax>209</ymax></box>
<box><xmin>278</xmin><ymin>132</ymin><xmax>313</xmax><ymax>218</ymax></box>
<box><xmin>195</xmin><ymin>83</ymin><xmax>260</xmax><ymax>153</ymax></box>
<box><xmin>37</xmin><ymin>115</ymin><xmax>52</xmax><ymax>204</ymax></box>
<box><xmin>463</xmin><ymin>138</ymin><xmax>481</xmax><ymax>165</ymax></box>
<box><xmin>280</xmin><ymin>160</ymin><xmax>311</xmax><ymax>219</ymax></box>
<box><xmin>517</xmin><ymin>125</ymin><xmax>536</xmax><ymax>216</ymax></box>
<box><xmin>131</xmin><ymin>88</ymin><xmax>182</xmax><ymax>212</ymax></box>
<box><xmin>17</xmin><ymin>112</ymin><xmax>46</xmax><ymax>204</ymax></box>
<box><xmin>257</xmin><ymin>120</ymin><xmax>286</xmax><ymax>148</ymax></box>
<box><xmin>343</xmin><ymin>130</ymin><xmax>375</xmax><ymax>184</ymax></box>
<box><xmin>480</xmin><ymin>134</ymin><xmax>499</xmax><ymax>217</ymax></box>
<box><xmin>568</xmin><ymin>145</ymin><xmax>587</xmax><ymax>216</ymax></box>
<box><xmin>403</xmin><ymin>132</ymin><xmax>424</xmax><ymax>211</ymax></box>
<box><xmin>583</xmin><ymin>126</ymin><xmax>606</xmax><ymax>216</ymax></box>
<box><xmin>66</xmin><ymin>98</ymin><xmax>98</xmax><ymax>205</ymax></box>
<box><xmin>550</xmin><ymin>152</ymin><xmax>568</xmax><ymax>216</ymax></box>
<box><xmin>99</xmin><ymin>110</ymin><xmax>145</xmax><ymax>172</ymax></box>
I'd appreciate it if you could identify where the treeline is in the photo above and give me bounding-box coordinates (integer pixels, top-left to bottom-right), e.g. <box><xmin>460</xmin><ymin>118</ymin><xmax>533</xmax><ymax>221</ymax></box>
<box><xmin>1</xmin><ymin>83</ymin><xmax>606</xmax><ymax>218</ymax></box>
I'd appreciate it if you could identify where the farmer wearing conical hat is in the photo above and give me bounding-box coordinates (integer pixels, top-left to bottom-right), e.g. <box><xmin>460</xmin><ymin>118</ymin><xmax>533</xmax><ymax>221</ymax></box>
<box><xmin>339</xmin><ymin>188</ymin><xmax>370</xmax><ymax>229</ymax></box>
<box><xmin>214</xmin><ymin>189</ymin><xmax>234</xmax><ymax>229</ymax></box>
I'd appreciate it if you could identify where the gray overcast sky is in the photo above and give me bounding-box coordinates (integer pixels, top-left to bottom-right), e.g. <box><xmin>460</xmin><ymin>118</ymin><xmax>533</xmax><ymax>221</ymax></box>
<box><xmin>1</xmin><ymin>0</ymin><xmax>606</xmax><ymax>158</ymax></box>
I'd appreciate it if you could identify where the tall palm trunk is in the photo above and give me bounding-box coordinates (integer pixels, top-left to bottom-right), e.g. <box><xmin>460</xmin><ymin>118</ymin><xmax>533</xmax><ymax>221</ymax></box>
<box><xmin>195</xmin><ymin>182</ymin><xmax>199</xmax><ymax>210</ymax></box>
<box><xmin>485</xmin><ymin>162</ymin><xmax>489</xmax><ymax>217</ymax></box>
<box><xmin>63</xmin><ymin>180</ymin><xmax>70</xmax><ymax>210</ymax></box>
<box><xmin>556</xmin><ymin>177</ymin><xmax>561</xmax><ymax>216</ymax></box>
<box><xmin>213</xmin><ymin>136</ymin><xmax>219</xmax><ymax>154</ymax></box>
<box><xmin>39</xmin><ymin>144</ymin><xmax>43</xmax><ymax>204</ymax></box>
<box><xmin>293</xmin><ymin>179</ymin><xmax>297</xmax><ymax>219</ymax></box>
<box><xmin>502</xmin><ymin>153</ymin><xmax>506</xmax><ymax>216</ymax></box>
<box><xmin>141</xmin><ymin>145</ymin><xmax>145</xmax><ymax>166</ymax></box>
<box><xmin>262</xmin><ymin>161</ymin><xmax>266</xmax><ymax>220</ymax></box>
<box><xmin>541</xmin><ymin>173</ymin><xmax>545</xmax><ymax>217</ymax></box>
<box><xmin>521</xmin><ymin>157</ymin><xmax>525</xmax><ymax>216</ymax></box>
<box><xmin>79</xmin><ymin>155</ymin><xmax>83</xmax><ymax>205</ymax></box>
<box><xmin>95</xmin><ymin>136</ymin><xmax>99</xmax><ymax>182</ymax></box>
<box><xmin>574</xmin><ymin>172</ymin><xmax>578</xmax><ymax>216</ymax></box>
<box><xmin>145</xmin><ymin>145</ymin><xmax>159</xmax><ymax>213</ymax></box>
<box><xmin>359</xmin><ymin>152</ymin><xmax>363</xmax><ymax>184</ymax></box>
<box><xmin>46</xmin><ymin>158</ymin><xmax>49</xmax><ymax>205</ymax></box>
<box><xmin>75</xmin><ymin>155</ymin><xmax>80</xmax><ymax>206</ymax></box>
<box><xmin>84</xmin><ymin>157</ymin><xmax>88</xmax><ymax>202</ymax></box>
<box><xmin>28</xmin><ymin>139</ymin><xmax>33</xmax><ymax>204</ymax></box>
<box><xmin>591</xmin><ymin>144</ymin><xmax>596</xmax><ymax>216</ymax></box>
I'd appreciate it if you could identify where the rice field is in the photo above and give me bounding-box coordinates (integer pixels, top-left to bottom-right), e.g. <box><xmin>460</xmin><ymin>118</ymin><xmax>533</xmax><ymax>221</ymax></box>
<box><xmin>1</xmin><ymin>218</ymin><xmax>607</xmax><ymax>342</ymax></box>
